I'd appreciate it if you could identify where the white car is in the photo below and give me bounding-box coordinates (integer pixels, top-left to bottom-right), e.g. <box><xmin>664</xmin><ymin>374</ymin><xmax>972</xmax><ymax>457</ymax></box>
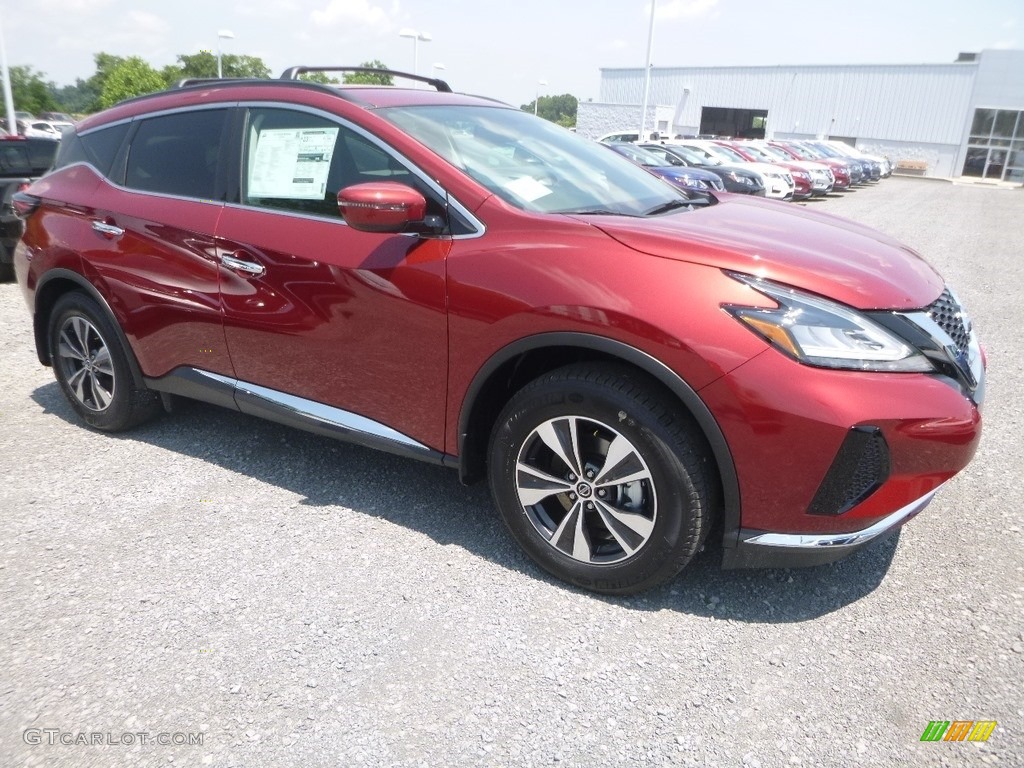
<box><xmin>743</xmin><ymin>141</ymin><xmax>835</xmax><ymax>195</ymax></box>
<box><xmin>671</xmin><ymin>140</ymin><xmax>796</xmax><ymax>200</ymax></box>
<box><xmin>597</xmin><ymin>129</ymin><xmax>665</xmax><ymax>144</ymax></box>
<box><xmin>22</xmin><ymin>120</ymin><xmax>71</xmax><ymax>139</ymax></box>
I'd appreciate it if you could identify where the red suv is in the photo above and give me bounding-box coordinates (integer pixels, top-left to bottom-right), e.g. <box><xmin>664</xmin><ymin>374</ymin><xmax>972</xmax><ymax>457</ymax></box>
<box><xmin>13</xmin><ymin>68</ymin><xmax>984</xmax><ymax>594</ymax></box>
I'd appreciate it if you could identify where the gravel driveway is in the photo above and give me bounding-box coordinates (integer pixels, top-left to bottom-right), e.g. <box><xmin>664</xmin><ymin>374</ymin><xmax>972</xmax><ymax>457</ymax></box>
<box><xmin>1</xmin><ymin>177</ymin><xmax>1021</xmax><ymax>767</ymax></box>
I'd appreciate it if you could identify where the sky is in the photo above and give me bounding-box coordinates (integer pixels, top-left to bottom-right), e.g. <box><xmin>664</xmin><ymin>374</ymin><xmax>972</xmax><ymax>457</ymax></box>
<box><xmin>3</xmin><ymin>0</ymin><xmax>1021</xmax><ymax>108</ymax></box>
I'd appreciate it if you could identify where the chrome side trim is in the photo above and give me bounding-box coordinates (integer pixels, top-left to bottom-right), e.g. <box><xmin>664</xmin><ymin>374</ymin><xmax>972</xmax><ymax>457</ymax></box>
<box><xmin>743</xmin><ymin>485</ymin><xmax>942</xmax><ymax>549</ymax></box>
<box><xmin>232</xmin><ymin>379</ymin><xmax>431</xmax><ymax>454</ymax></box>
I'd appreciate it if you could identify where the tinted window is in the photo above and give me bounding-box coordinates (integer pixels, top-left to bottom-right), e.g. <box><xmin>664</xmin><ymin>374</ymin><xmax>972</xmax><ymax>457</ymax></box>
<box><xmin>0</xmin><ymin>138</ymin><xmax>58</xmax><ymax>175</ymax></box>
<box><xmin>53</xmin><ymin>123</ymin><xmax>129</xmax><ymax>177</ymax></box>
<box><xmin>242</xmin><ymin>108</ymin><xmax>445</xmax><ymax>223</ymax></box>
<box><xmin>125</xmin><ymin>110</ymin><xmax>226</xmax><ymax>199</ymax></box>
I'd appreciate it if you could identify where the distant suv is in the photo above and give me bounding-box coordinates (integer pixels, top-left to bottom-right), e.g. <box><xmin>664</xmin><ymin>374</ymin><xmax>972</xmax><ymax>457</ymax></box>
<box><xmin>13</xmin><ymin>68</ymin><xmax>984</xmax><ymax>594</ymax></box>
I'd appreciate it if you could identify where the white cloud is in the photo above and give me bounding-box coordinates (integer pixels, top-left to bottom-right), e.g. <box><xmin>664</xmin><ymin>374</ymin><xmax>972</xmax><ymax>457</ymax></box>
<box><xmin>1001</xmin><ymin>18</ymin><xmax>1017</xmax><ymax>29</ymax></box>
<box><xmin>991</xmin><ymin>39</ymin><xmax>1018</xmax><ymax>49</ymax></box>
<box><xmin>311</xmin><ymin>0</ymin><xmax>394</xmax><ymax>28</ymax></box>
<box><xmin>653</xmin><ymin>0</ymin><xmax>719</xmax><ymax>21</ymax></box>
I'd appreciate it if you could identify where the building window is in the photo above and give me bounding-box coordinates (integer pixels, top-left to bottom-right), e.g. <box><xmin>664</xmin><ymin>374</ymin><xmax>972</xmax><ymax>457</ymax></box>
<box><xmin>963</xmin><ymin>108</ymin><xmax>1023</xmax><ymax>182</ymax></box>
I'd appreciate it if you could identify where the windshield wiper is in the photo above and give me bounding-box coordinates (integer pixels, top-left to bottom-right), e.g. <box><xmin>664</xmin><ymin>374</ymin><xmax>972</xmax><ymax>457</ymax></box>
<box><xmin>560</xmin><ymin>208</ymin><xmax>635</xmax><ymax>217</ymax></box>
<box><xmin>643</xmin><ymin>199</ymin><xmax>694</xmax><ymax>216</ymax></box>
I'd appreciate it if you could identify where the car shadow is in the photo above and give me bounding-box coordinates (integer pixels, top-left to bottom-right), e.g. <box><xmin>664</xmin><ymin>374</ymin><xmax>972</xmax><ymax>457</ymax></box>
<box><xmin>31</xmin><ymin>382</ymin><xmax>899</xmax><ymax>623</ymax></box>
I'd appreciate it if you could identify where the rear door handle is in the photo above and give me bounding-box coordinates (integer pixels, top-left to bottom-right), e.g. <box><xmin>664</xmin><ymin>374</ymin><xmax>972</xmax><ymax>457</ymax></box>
<box><xmin>220</xmin><ymin>253</ymin><xmax>266</xmax><ymax>277</ymax></box>
<box><xmin>91</xmin><ymin>220</ymin><xmax>124</xmax><ymax>238</ymax></box>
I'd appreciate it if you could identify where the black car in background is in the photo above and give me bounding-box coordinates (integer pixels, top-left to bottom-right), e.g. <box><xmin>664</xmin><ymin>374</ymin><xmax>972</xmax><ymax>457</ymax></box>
<box><xmin>639</xmin><ymin>143</ymin><xmax>766</xmax><ymax>195</ymax></box>
<box><xmin>0</xmin><ymin>137</ymin><xmax>59</xmax><ymax>280</ymax></box>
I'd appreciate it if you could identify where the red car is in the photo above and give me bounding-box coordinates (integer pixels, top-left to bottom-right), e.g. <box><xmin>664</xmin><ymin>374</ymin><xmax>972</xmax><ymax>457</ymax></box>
<box><xmin>13</xmin><ymin>68</ymin><xmax>984</xmax><ymax>594</ymax></box>
<box><xmin>713</xmin><ymin>140</ymin><xmax>813</xmax><ymax>200</ymax></box>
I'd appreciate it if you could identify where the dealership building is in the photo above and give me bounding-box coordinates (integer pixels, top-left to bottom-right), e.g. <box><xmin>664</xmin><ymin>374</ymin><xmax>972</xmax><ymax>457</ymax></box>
<box><xmin>576</xmin><ymin>49</ymin><xmax>1024</xmax><ymax>182</ymax></box>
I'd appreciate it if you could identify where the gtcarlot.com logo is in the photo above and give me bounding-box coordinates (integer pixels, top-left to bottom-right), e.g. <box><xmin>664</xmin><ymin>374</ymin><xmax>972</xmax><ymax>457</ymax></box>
<box><xmin>23</xmin><ymin>729</ymin><xmax>204</xmax><ymax>747</ymax></box>
<box><xmin>920</xmin><ymin>721</ymin><xmax>997</xmax><ymax>742</ymax></box>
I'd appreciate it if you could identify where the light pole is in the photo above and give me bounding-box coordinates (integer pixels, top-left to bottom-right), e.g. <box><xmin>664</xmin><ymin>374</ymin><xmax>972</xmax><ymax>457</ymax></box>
<box><xmin>534</xmin><ymin>79</ymin><xmax>548</xmax><ymax>116</ymax></box>
<box><xmin>0</xmin><ymin>13</ymin><xmax>17</xmax><ymax>135</ymax></box>
<box><xmin>639</xmin><ymin>2</ymin><xmax>656</xmax><ymax>142</ymax></box>
<box><xmin>398</xmin><ymin>29</ymin><xmax>431</xmax><ymax>76</ymax></box>
<box><xmin>216</xmin><ymin>29</ymin><xmax>234</xmax><ymax>78</ymax></box>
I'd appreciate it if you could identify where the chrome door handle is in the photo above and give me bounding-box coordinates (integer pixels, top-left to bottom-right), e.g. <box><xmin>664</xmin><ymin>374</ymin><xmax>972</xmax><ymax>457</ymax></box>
<box><xmin>91</xmin><ymin>220</ymin><xmax>124</xmax><ymax>237</ymax></box>
<box><xmin>220</xmin><ymin>253</ymin><xmax>266</xmax><ymax>277</ymax></box>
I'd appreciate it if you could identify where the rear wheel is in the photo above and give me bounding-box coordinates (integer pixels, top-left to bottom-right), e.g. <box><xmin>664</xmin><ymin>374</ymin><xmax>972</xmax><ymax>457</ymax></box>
<box><xmin>48</xmin><ymin>292</ymin><xmax>161</xmax><ymax>431</ymax></box>
<box><xmin>488</xmin><ymin>363</ymin><xmax>715</xmax><ymax>594</ymax></box>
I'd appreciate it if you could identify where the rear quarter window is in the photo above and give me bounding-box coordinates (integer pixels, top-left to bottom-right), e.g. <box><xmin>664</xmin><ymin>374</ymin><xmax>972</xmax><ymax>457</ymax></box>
<box><xmin>52</xmin><ymin>123</ymin><xmax>129</xmax><ymax>177</ymax></box>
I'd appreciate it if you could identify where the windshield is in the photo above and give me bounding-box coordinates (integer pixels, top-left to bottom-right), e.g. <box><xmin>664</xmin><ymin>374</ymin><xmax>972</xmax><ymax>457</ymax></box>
<box><xmin>380</xmin><ymin>105</ymin><xmax>691</xmax><ymax>216</ymax></box>
<box><xmin>667</xmin><ymin>144</ymin><xmax>721</xmax><ymax>166</ymax></box>
<box><xmin>736</xmin><ymin>144</ymin><xmax>775</xmax><ymax>163</ymax></box>
<box><xmin>709</xmin><ymin>144</ymin><xmax>749</xmax><ymax>163</ymax></box>
<box><xmin>783</xmin><ymin>143</ymin><xmax>816</xmax><ymax>160</ymax></box>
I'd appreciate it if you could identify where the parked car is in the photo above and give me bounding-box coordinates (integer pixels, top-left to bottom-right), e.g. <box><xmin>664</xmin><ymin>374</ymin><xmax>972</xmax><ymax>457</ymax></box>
<box><xmin>811</xmin><ymin>141</ymin><xmax>888</xmax><ymax>180</ymax></box>
<box><xmin>714</xmin><ymin>140</ymin><xmax>814</xmax><ymax>200</ymax></box>
<box><xmin>597</xmin><ymin>129</ymin><xmax>664</xmax><ymax>144</ymax></box>
<box><xmin>639</xmin><ymin>143</ymin><xmax>766</xmax><ymax>195</ymax></box>
<box><xmin>737</xmin><ymin>141</ymin><xmax>835</xmax><ymax>196</ymax></box>
<box><xmin>606</xmin><ymin>142</ymin><xmax>724</xmax><ymax>199</ymax></box>
<box><xmin>21</xmin><ymin>121</ymin><xmax>71</xmax><ymax>139</ymax></box>
<box><xmin>13</xmin><ymin>67</ymin><xmax>984</xmax><ymax>594</ymax></box>
<box><xmin>674</xmin><ymin>140</ymin><xmax>796</xmax><ymax>200</ymax></box>
<box><xmin>0</xmin><ymin>135</ymin><xmax>59</xmax><ymax>280</ymax></box>
<box><xmin>768</xmin><ymin>140</ymin><xmax>858</xmax><ymax>188</ymax></box>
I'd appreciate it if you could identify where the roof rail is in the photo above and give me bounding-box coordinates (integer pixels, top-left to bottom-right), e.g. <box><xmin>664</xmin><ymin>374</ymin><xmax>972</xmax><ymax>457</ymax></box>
<box><xmin>172</xmin><ymin>77</ymin><xmax>258</xmax><ymax>89</ymax></box>
<box><xmin>278</xmin><ymin>66</ymin><xmax>452</xmax><ymax>93</ymax></box>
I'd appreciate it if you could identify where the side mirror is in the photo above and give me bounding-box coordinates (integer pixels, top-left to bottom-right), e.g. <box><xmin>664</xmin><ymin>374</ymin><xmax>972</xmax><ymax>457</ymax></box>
<box><xmin>337</xmin><ymin>182</ymin><xmax>428</xmax><ymax>234</ymax></box>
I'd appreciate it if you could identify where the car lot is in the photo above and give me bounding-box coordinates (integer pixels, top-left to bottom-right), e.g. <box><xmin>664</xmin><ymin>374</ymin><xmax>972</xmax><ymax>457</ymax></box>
<box><xmin>1</xmin><ymin>177</ymin><xmax>1021</xmax><ymax>766</ymax></box>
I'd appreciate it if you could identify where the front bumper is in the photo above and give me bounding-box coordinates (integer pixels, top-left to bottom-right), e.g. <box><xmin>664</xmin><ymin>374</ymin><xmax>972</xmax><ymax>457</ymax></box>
<box><xmin>721</xmin><ymin>485</ymin><xmax>940</xmax><ymax>568</ymax></box>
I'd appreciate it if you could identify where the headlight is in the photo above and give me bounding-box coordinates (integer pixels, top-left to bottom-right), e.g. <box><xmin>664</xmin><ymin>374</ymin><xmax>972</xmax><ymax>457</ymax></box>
<box><xmin>681</xmin><ymin>178</ymin><xmax>709</xmax><ymax>189</ymax></box>
<box><xmin>729</xmin><ymin>172</ymin><xmax>755</xmax><ymax>185</ymax></box>
<box><xmin>724</xmin><ymin>273</ymin><xmax>934</xmax><ymax>372</ymax></box>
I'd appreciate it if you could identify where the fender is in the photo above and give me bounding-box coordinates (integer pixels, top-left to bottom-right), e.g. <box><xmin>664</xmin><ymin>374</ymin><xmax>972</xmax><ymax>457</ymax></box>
<box><xmin>33</xmin><ymin>268</ymin><xmax>148</xmax><ymax>390</ymax></box>
<box><xmin>457</xmin><ymin>331</ymin><xmax>742</xmax><ymax>548</ymax></box>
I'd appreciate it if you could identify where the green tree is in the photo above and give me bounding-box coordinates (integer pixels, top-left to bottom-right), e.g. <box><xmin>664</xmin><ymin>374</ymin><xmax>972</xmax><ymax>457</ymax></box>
<box><xmin>342</xmin><ymin>60</ymin><xmax>393</xmax><ymax>86</ymax></box>
<box><xmin>521</xmin><ymin>93</ymin><xmax>578</xmax><ymax>128</ymax></box>
<box><xmin>298</xmin><ymin>71</ymin><xmax>340</xmax><ymax>85</ymax></box>
<box><xmin>97</xmin><ymin>57</ymin><xmax>166</xmax><ymax>109</ymax></box>
<box><xmin>167</xmin><ymin>51</ymin><xmax>271</xmax><ymax>81</ymax></box>
<box><xmin>50</xmin><ymin>78</ymin><xmax>98</xmax><ymax>114</ymax></box>
<box><xmin>7</xmin><ymin>66</ymin><xmax>59</xmax><ymax>115</ymax></box>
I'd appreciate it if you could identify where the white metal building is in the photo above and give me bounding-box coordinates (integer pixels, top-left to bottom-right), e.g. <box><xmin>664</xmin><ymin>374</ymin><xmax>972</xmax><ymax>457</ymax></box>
<box><xmin>577</xmin><ymin>49</ymin><xmax>1024</xmax><ymax>182</ymax></box>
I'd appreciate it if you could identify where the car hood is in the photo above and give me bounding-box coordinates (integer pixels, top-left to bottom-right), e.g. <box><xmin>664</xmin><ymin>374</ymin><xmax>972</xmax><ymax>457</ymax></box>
<box><xmin>583</xmin><ymin>194</ymin><xmax>943</xmax><ymax>309</ymax></box>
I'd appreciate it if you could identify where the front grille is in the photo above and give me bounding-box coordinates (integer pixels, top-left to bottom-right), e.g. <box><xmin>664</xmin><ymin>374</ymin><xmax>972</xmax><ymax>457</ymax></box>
<box><xmin>926</xmin><ymin>289</ymin><xmax>971</xmax><ymax>353</ymax></box>
<box><xmin>808</xmin><ymin>427</ymin><xmax>890</xmax><ymax>516</ymax></box>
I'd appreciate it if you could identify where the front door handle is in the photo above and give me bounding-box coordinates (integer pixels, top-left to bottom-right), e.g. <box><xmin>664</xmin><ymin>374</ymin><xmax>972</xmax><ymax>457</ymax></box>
<box><xmin>91</xmin><ymin>220</ymin><xmax>124</xmax><ymax>238</ymax></box>
<box><xmin>220</xmin><ymin>253</ymin><xmax>266</xmax><ymax>278</ymax></box>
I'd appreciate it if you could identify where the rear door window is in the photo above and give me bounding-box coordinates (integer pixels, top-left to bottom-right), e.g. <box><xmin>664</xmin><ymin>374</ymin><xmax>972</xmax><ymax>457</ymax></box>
<box><xmin>124</xmin><ymin>110</ymin><xmax>227</xmax><ymax>199</ymax></box>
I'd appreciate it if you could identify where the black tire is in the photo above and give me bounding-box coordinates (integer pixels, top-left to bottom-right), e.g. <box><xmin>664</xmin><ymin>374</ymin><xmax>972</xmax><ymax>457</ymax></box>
<box><xmin>488</xmin><ymin>363</ymin><xmax>716</xmax><ymax>595</ymax></box>
<box><xmin>47</xmin><ymin>292</ymin><xmax>161</xmax><ymax>431</ymax></box>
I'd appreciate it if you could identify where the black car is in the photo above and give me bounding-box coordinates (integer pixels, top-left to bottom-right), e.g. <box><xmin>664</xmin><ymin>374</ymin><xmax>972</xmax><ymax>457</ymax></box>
<box><xmin>639</xmin><ymin>143</ymin><xmax>766</xmax><ymax>195</ymax></box>
<box><xmin>0</xmin><ymin>137</ymin><xmax>59</xmax><ymax>280</ymax></box>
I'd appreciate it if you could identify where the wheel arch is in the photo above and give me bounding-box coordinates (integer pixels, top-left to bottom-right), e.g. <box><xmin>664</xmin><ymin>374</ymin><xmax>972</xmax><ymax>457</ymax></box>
<box><xmin>457</xmin><ymin>332</ymin><xmax>741</xmax><ymax>547</ymax></box>
<box><xmin>33</xmin><ymin>269</ymin><xmax>147</xmax><ymax>389</ymax></box>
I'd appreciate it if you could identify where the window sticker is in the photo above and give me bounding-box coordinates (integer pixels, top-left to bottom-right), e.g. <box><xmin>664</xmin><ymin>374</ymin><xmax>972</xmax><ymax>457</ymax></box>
<box><xmin>249</xmin><ymin>127</ymin><xmax>339</xmax><ymax>199</ymax></box>
<box><xmin>505</xmin><ymin>175</ymin><xmax>552</xmax><ymax>203</ymax></box>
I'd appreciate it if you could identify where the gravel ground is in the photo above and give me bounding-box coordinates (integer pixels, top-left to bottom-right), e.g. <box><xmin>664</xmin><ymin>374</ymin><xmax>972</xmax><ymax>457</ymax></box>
<box><xmin>1</xmin><ymin>177</ymin><xmax>1021</xmax><ymax>767</ymax></box>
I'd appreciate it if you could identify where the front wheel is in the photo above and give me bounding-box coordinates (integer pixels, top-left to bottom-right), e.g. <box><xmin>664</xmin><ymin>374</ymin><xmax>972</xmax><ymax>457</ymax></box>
<box><xmin>488</xmin><ymin>364</ymin><xmax>716</xmax><ymax>594</ymax></box>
